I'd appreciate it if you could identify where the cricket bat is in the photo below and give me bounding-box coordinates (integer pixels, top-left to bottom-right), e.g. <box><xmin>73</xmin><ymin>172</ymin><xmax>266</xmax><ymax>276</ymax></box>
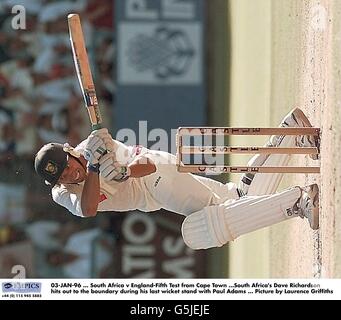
<box><xmin>67</xmin><ymin>13</ymin><xmax>103</xmax><ymax>131</ymax></box>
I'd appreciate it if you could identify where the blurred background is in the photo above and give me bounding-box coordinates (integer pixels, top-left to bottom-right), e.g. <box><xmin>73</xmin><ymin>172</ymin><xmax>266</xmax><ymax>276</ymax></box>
<box><xmin>0</xmin><ymin>0</ymin><xmax>216</xmax><ymax>279</ymax></box>
<box><xmin>1</xmin><ymin>0</ymin><xmax>340</xmax><ymax>279</ymax></box>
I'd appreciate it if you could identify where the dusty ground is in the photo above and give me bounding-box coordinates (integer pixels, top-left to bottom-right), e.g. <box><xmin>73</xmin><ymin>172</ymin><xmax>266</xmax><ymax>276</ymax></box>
<box><xmin>269</xmin><ymin>0</ymin><xmax>341</xmax><ymax>278</ymax></box>
<box><xmin>228</xmin><ymin>0</ymin><xmax>340</xmax><ymax>278</ymax></box>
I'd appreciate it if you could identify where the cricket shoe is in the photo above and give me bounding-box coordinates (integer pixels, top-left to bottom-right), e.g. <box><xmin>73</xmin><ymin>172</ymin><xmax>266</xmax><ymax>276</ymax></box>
<box><xmin>269</xmin><ymin>107</ymin><xmax>320</xmax><ymax>160</ymax></box>
<box><xmin>289</xmin><ymin>184</ymin><xmax>320</xmax><ymax>230</ymax></box>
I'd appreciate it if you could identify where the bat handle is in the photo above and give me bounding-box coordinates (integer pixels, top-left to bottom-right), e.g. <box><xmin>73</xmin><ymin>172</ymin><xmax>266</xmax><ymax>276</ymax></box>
<box><xmin>92</xmin><ymin>123</ymin><xmax>103</xmax><ymax>131</ymax></box>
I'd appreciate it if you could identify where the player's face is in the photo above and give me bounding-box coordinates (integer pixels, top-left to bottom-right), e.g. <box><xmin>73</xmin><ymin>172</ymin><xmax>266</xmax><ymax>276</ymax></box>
<box><xmin>58</xmin><ymin>156</ymin><xmax>86</xmax><ymax>184</ymax></box>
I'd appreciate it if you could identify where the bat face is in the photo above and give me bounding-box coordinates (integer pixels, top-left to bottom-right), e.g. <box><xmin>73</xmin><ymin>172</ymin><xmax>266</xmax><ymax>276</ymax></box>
<box><xmin>68</xmin><ymin>13</ymin><xmax>103</xmax><ymax>130</ymax></box>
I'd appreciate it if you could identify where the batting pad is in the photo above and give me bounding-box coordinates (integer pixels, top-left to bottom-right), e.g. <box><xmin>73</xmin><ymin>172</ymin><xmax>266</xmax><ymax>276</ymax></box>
<box><xmin>182</xmin><ymin>203</ymin><xmax>233</xmax><ymax>250</ymax></box>
<box><xmin>240</xmin><ymin>135</ymin><xmax>296</xmax><ymax>196</ymax></box>
<box><xmin>182</xmin><ymin>187</ymin><xmax>301</xmax><ymax>250</ymax></box>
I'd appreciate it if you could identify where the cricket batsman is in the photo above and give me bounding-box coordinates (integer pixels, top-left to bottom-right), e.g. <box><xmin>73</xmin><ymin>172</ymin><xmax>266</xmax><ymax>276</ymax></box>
<box><xmin>34</xmin><ymin>108</ymin><xmax>320</xmax><ymax>250</ymax></box>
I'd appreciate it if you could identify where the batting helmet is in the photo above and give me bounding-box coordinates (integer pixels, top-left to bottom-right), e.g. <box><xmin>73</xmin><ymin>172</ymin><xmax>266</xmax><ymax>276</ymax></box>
<box><xmin>34</xmin><ymin>143</ymin><xmax>68</xmax><ymax>186</ymax></box>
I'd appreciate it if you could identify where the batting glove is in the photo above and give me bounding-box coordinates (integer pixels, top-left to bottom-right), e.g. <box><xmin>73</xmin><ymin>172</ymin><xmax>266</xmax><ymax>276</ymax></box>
<box><xmin>83</xmin><ymin>135</ymin><xmax>107</xmax><ymax>166</ymax></box>
<box><xmin>99</xmin><ymin>153</ymin><xmax>131</xmax><ymax>182</ymax></box>
<box><xmin>90</xmin><ymin>128</ymin><xmax>110</xmax><ymax>139</ymax></box>
<box><xmin>91</xmin><ymin>128</ymin><xmax>117</xmax><ymax>152</ymax></box>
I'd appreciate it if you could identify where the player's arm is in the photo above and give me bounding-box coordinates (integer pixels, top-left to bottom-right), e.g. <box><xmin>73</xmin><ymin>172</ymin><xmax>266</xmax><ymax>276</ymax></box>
<box><xmin>51</xmin><ymin>173</ymin><xmax>100</xmax><ymax>218</ymax></box>
<box><xmin>128</xmin><ymin>155</ymin><xmax>156</xmax><ymax>178</ymax></box>
<box><xmin>81</xmin><ymin>128</ymin><xmax>112</xmax><ymax>216</ymax></box>
<box><xmin>81</xmin><ymin>170</ymin><xmax>100</xmax><ymax>217</ymax></box>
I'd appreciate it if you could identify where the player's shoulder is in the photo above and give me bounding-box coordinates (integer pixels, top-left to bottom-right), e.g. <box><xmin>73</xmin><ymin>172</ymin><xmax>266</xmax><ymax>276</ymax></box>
<box><xmin>52</xmin><ymin>183</ymin><xmax>81</xmax><ymax>199</ymax></box>
<box><xmin>51</xmin><ymin>183</ymin><xmax>67</xmax><ymax>199</ymax></box>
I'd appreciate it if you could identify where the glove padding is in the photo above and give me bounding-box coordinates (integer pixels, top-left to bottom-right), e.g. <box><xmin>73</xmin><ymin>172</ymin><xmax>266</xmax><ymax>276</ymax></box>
<box><xmin>84</xmin><ymin>136</ymin><xmax>106</xmax><ymax>165</ymax></box>
<box><xmin>91</xmin><ymin>128</ymin><xmax>116</xmax><ymax>152</ymax></box>
<box><xmin>91</xmin><ymin>128</ymin><xmax>110</xmax><ymax>139</ymax></box>
<box><xmin>83</xmin><ymin>128</ymin><xmax>114</xmax><ymax>165</ymax></box>
<box><xmin>99</xmin><ymin>153</ymin><xmax>131</xmax><ymax>182</ymax></box>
